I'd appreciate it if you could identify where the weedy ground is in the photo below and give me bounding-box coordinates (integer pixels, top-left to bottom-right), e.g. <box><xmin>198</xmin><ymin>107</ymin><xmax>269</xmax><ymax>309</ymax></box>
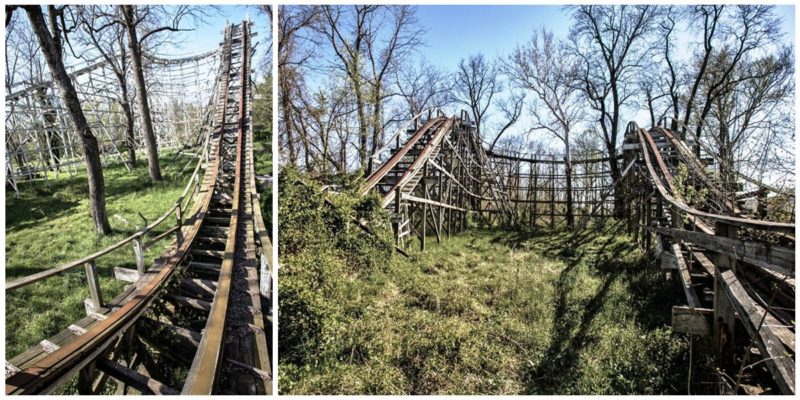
<box><xmin>5</xmin><ymin>151</ymin><xmax>195</xmax><ymax>358</ymax></box>
<box><xmin>279</xmin><ymin>171</ymin><xmax>713</xmax><ymax>395</ymax></box>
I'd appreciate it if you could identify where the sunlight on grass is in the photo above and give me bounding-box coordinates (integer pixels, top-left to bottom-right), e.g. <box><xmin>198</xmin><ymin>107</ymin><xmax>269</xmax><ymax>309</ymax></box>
<box><xmin>279</xmin><ymin>174</ymin><xmax>710</xmax><ymax>394</ymax></box>
<box><xmin>5</xmin><ymin>152</ymin><xmax>195</xmax><ymax>357</ymax></box>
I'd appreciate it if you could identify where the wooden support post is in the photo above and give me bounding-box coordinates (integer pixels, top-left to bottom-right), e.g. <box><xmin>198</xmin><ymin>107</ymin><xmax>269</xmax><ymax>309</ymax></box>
<box><xmin>132</xmin><ymin>236</ymin><xmax>145</xmax><ymax>275</ymax></box>
<box><xmin>532</xmin><ymin>164</ymin><xmax>538</xmax><ymax>228</ymax></box>
<box><xmin>175</xmin><ymin>206</ymin><xmax>184</xmax><ymax>246</ymax></box>
<box><xmin>394</xmin><ymin>187</ymin><xmax>402</xmax><ymax>247</ymax></box>
<box><xmin>713</xmin><ymin>221</ymin><xmax>738</xmax><ymax>364</ymax></box>
<box><xmin>421</xmin><ymin>163</ymin><xmax>428</xmax><ymax>251</ymax></box>
<box><xmin>644</xmin><ymin>196</ymin><xmax>652</xmax><ymax>249</ymax></box>
<box><xmin>437</xmin><ymin>168</ymin><xmax>443</xmax><ymax>243</ymax></box>
<box><xmin>550</xmin><ymin>156</ymin><xmax>555</xmax><ymax>228</ymax></box>
<box><xmin>84</xmin><ymin>260</ymin><xmax>103</xmax><ymax>310</ymax></box>
<box><xmin>77</xmin><ymin>360</ymin><xmax>97</xmax><ymax>394</ymax></box>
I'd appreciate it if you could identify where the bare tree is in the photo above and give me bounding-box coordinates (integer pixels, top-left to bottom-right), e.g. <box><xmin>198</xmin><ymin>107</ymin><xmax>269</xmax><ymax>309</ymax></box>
<box><xmin>681</xmin><ymin>5</ymin><xmax>724</xmax><ymax>139</ymax></box>
<box><xmin>118</xmin><ymin>5</ymin><xmax>203</xmax><ymax>181</ymax></box>
<box><xmin>686</xmin><ymin>5</ymin><xmax>784</xmax><ymax>158</ymax></box>
<box><xmin>394</xmin><ymin>58</ymin><xmax>452</xmax><ymax>119</ymax></box>
<box><xmin>488</xmin><ymin>90</ymin><xmax>525</xmax><ymax>152</ymax></box>
<box><xmin>453</xmin><ymin>53</ymin><xmax>502</xmax><ymax>140</ymax></box>
<box><xmin>275</xmin><ymin>5</ymin><xmax>320</xmax><ymax>167</ymax></box>
<box><xmin>363</xmin><ymin>5</ymin><xmax>423</xmax><ymax>174</ymax></box>
<box><xmin>77</xmin><ymin>5</ymin><xmax>136</xmax><ymax>167</ymax></box>
<box><xmin>660</xmin><ymin>5</ymin><xmax>684</xmax><ymax>131</ymax></box>
<box><xmin>320</xmin><ymin>5</ymin><xmax>422</xmax><ymax>175</ymax></box>
<box><xmin>569</xmin><ymin>4</ymin><xmax>657</xmax><ymax>217</ymax></box>
<box><xmin>506</xmin><ymin>28</ymin><xmax>584</xmax><ymax>227</ymax></box>
<box><xmin>18</xmin><ymin>5</ymin><xmax>112</xmax><ymax>234</ymax></box>
<box><xmin>702</xmin><ymin>45</ymin><xmax>793</xmax><ymax>195</ymax></box>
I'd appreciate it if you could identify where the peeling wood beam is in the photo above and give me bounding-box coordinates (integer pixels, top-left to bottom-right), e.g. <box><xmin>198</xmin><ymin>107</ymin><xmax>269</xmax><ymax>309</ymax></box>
<box><xmin>718</xmin><ymin>270</ymin><xmax>795</xmax><ymax>394</ymax></box>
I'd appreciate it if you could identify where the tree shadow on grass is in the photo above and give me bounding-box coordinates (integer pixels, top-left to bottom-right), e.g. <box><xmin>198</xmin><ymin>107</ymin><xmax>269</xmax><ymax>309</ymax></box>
<box><xmin>519</xmin><ymin>226</ymin><xmax>630</xmax><ymax>393</ymax></box>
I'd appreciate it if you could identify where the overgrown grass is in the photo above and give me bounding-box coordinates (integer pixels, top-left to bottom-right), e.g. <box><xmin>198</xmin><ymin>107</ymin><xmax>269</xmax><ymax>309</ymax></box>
<box><xmin>5</xmin><ymin>152</ymin><xmax>195</xmax><ymax>358</ymax></box>
<box><xmin>279</xmin><ymin>171</ymin><xmax>712</xmax><ymax>394</ymax></box>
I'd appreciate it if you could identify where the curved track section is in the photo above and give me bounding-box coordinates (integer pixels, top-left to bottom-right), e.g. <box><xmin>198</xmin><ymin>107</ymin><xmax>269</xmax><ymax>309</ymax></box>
<box><xmin>360</xmin><ymin>110</ymin><xmax>794</xmax><ymax>394</ymax></box>
<box><xmin>626</xmin><ymin>123</ymin><xmax>794</xmax><ymax>394</ymax></box>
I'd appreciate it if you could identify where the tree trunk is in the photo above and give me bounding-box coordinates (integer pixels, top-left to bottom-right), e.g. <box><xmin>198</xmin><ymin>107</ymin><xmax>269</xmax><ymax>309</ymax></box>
<box><xmin>279</xmin><ymin>74</ymin><xmax>297</xmax><ymax>165</ymax></box>
<box><xmin>25</xmin><ymin>5</ymin><xmax>112</xmax><ymax>235</ymax></box>
<box><xmin>121</xmin><ymin>5</ymin><xmax>161</xmax><ymax>181</ymax></box>
<box><xmin>119</xmin><ymin>82</ymin><xmax>136</xmax><ymax>168</ymax></box>
<box><xmin>564</xmin><ymin>133</ymin><xmax>574</xmax><ymax>228</ymax></box>
<box><xmin>353</xmin><ymin>75</ymin><xmax>368</xmax><ymax>175</ymax></box>
<box><xmin>606</xmin><ymin>141</ymin><xmax>622</xmax><ymax>218</ymax></box>
<box><xmin>368</xmin><ymin>86</ymin><xmax>382</xmax><ymax>175</ymax></box>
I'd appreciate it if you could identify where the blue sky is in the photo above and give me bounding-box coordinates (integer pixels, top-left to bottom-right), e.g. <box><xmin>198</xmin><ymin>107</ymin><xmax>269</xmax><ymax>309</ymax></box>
<box><xmin>415</xmin><ymin>5</ymin><xmax>572</xmax><ymax>71</ymax></box>
<box><xmin>411</xmin><ymin>4</ymin><xmax>796</xmax><ymax>149</ymax></box>
<box><xmin>159</xmin><ymin>5</ymin><xmax>270</xmax><ymax>76</ymax></box>
<box><xmin>415</xmin><ymin>4</ymin><xmax>795</xmax><ymax>73</ymax></box>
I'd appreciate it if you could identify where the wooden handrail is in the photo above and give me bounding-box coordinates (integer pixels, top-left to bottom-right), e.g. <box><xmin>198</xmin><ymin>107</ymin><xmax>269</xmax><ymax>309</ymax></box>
<box><xmin>6</xmin><ymin>130</ymin><xmax>212</xmax><ymax>292</ymax></box>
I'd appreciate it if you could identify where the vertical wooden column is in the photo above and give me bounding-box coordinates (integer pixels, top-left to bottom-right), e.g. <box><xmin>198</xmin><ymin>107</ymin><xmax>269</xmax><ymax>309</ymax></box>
<box><xmin>532</xmin><ymin>163</ymin><xmax>538</xmax><ymax>228</ymax></box>
<box><xmin>77</xmin><ymin>361</ymin><xmax>97</xmax><ymax>394</ymax></box>
<box><xmin>437</xmin><ymin>166</ymin><xmax>444</xmax><ymax>243</ymax></box>
<box><xmin>393</xmin><ymin>187</ymin><xmax>402</xmax><ymax>246</ymax></box>
<box><xmin>550</xmin><ymin>156</ymin><xmax>556</xmax><ymax>229</ymax></box>
<box><xmin>175</xmin><ymin>205</ymin><xmax>184</xmax><ymax>246</ymax></box>
<box><xmin>133</xmin><ymin>236</ymin><xmax>145</xmax><ymax>274</ymax></box>
<box><xmin>421</xmin><ymin>163</ymin><xmax>428</xmax><ymax>251</ymax></box>
<box><xmin>713</xmin><ymin>221</ymin><xmax>738</xmax><ymax>364</ymax></box>
<box><xmin>84</xmin><ymin>260</ymin><xmax>103</xmax><ymax>310</ymax></box>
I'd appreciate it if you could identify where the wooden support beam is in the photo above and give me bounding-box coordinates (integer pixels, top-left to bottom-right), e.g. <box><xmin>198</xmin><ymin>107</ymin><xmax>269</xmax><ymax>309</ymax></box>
<box><xmin>140</xmin><ymin>317</ymin><xmax>201</xmax><ymax>349</ymax></box>
<box><xmin>648</xmin><ymin>225</ymin><xmax>794</xmax><ymax>277</ymax></box>
<box><xmin>672</xmin><ymin>306</ymin><xmax>712</xmax><ymax>336</ymax></box>
<box><xmin>718</xmin><ymin>270</ymin><xmax>795</xmax><ymax>394</ymax></box>
<box><xmin>84</xmin><ymin>260</ymin><xmax>103</xmax><ymax>309</ymax></box>
<box><xmin>96</xmin><ymin>358</ymin><xmax>179</xmax><ymax>395</ymax></box>
<box><xmin>180</xmin><ymin>278</ymin><xmax>218</xmax><ymax>299</ymax></box>
<box><xmin>132</xmin><ymin>237</ymin><xmax>145</xmax><ymax>275</ymax></box>
<box><xmin>672</xmin><ymin>243</ymin><xmax>701</xmax><ymax>308</ymax></box>
<box><xmin>402</xmin><ymin>193</ymin><xmax>467</xmax><ymax>212</ymax></box>
<box><xmin>165</xmin><ymin>294</ymin><xmax>212</xmax><ymax>312</ymax></box>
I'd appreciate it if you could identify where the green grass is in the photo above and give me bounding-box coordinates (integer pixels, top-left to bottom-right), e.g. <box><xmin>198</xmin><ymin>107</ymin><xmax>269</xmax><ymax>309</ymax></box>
<box><xmin>279</xmin><ymin>173</ymin><xmax>712</xmax><ymax>394</ymax></box>
<box><xmin>5</xmin><ymin>152</ymin><xmax>195</xmax><ymax>358</ymax></box>
<box><xmin>254</xmin><ymin>133</ymin><xmax>272</xmax><ymax>234</ymax></box>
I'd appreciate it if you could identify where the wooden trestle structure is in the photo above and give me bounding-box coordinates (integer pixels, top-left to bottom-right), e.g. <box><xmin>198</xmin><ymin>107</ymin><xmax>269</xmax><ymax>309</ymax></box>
<box><xmin>5</xmin><ymin>27</ymin><xmax>219</xmax><ymax>193</ymax></box>
<box><xmin>5</xmin><ymin>21</ymin><xmax>272</xmax><ymax>395</ymax></box>
<box><xmin>362</xmin><ymin>111</ymin><xmax>795</xmax><ymax>394</ymax></box>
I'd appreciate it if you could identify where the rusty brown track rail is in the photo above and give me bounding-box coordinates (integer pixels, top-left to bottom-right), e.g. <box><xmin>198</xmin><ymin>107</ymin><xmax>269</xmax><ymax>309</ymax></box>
<box><xmin>183</xmin><ymin>19</ymin><xmax>250</xmax><ymax>395</ymax></box>
<box><xmin>633</xmin><ymin>124</ymin><xmax>794</xmax><ymax>234</ymax></box>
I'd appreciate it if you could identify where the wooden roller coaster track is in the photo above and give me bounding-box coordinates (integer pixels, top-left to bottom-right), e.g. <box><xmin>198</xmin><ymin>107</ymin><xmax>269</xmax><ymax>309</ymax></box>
<box><xmin>5</xmin><ymin>21</ymin><xmax>272</xmax><ymax>395</ymax></box>
<box><xmin>361</xmin><ymin>111</ymin><xmax>795</xmax><ymax>394</ymax></box>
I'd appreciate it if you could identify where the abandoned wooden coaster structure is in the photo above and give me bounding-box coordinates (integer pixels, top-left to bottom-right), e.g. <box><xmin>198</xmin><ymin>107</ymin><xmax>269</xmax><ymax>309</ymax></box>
<box><xmin>362</xmin><ymin>110</ymin><xmax>795</xmax><ymax>394</ymax></box>
<box><xmin>5</xmin><ymin>20</ymin><xmax>272</xmax><ymax>395</ymax></box>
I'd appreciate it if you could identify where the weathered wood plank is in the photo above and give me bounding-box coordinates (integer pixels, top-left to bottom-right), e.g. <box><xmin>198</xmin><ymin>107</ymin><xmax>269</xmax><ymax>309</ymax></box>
<box><xmin>671</xmin><ymin>306</ymin><xmax>713</xmax><ymax>336</ymax></box>
<box><xmin>719</xmin><ymin>270</ymin><xmax>795</xmax><ymax>394</ymax></box>
<box><xmin>649</xmin><ymin>226</ymin><xmax>794</xmax><ymax>277</ymax></box>
<box><xmin>673</xmin><ymin>243</ymin><xmax>701</xmax><ymax>308</ymax></box>
<box><xmin>112</xmin><ymin>267</ymin><xmax>140</xmax><ymax>283</ymax></box>
<box><xmin>96</xmin><ymin>358</ymin><xmax>178</xmax><ymax>395</ymax></box>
